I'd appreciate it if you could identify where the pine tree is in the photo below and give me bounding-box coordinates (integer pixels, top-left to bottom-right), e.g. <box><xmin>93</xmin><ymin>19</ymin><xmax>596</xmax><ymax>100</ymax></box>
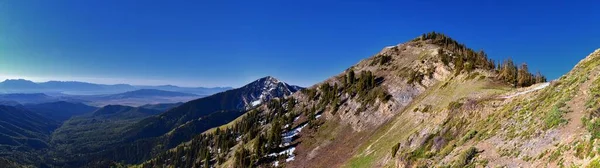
<box><xmin>267</xmin><ymin>121</ymin><xmax>282</xmax><ymax>151</ymax></box>
<box><xmin>308</xmin><ymin>105</ymin><xmax>317</xmax><ymax>128</ymax></box>
<box><xmin>286</xmin><ymin>97</ymin><xmax>295</xmax><ymax>111</ymax></box>
<box><xmin>347</xmin><ymin>70</ymin><xmax>355</xmax><ymax>86</ymax></box>
<box><xmin>454</xmin><ymin>56</ymin><xmax>464</xmax><ymax>75</ymax></box>
<box><xmin>254</xmin><ymin>134</ymin><xmax>266</xmax><ymax>157</ymax></box>
<box><xmin>535</xmin><ymin>71</ymin><xmax>547</xmax><ymax>83</ymax></box>
<box><xmin>204</xmin><ymin>150</ymin><xmax>211</xmax><ymax>168</ymax></box>
<box><xmin>517</xmin><ymin>63</ymin><xmax>532</xmax><ymax>87</ymax></box>
<box><xmin>498</xmin><ymin>58</ymin><xmax>518</xmax><ymax>86</ymax></box>
<box><xmin>234</xmin><ymin>147</ymin><xmax>251</xmax><ymax>167</ymax></box>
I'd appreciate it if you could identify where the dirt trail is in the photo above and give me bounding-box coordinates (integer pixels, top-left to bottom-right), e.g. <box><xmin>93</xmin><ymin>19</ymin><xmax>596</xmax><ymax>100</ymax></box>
<box><xmin>544</xmin><ymin>69</ymin><xmax>599</xmax><ymax>167</ymax></box>
<box><xmin>560</xmin><ymin>71</ymin><xmax>598</xmax><ymax>141</ymax></box>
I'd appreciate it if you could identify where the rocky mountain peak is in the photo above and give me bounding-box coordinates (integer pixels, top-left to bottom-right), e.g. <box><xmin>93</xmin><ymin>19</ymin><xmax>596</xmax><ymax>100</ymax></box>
<box><xmin>241</xmin><ymin>76</ymin><xmax>302</xmax><ymax>108</ymax></box>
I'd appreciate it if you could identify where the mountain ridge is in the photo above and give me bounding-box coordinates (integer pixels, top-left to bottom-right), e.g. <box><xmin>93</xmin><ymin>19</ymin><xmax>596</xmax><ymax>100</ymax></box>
<box><xmin>137</xmin><ymin>32</ymin><xmax>552</xmax><ymax>168</ymax></box>
<box><xmin>24</xmin><ymin>101</ymin><xmax>98</xmax><ymax>122</ymax></box>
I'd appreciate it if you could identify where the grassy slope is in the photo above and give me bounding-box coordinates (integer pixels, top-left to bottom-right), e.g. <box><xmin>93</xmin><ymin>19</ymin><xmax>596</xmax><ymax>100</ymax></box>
<box><xmin>344</xmin><ymin>73</ymin><xmax>509</xmax><ymax>167</ymax></box>
<box><xmin>343</xmin><ymin>49</ymin><xmax>600</xmax><ymax>167</ymax></box>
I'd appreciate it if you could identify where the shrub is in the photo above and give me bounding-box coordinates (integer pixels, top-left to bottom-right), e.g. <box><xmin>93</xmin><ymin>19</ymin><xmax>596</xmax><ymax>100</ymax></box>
<box><xmin>460</xmin><ymin>130</ymin><xmax>478</xmax><ymax>144</ymax></box>
<box><xmin>464</xmin><ymin>62</ymin><xmax>473</xmax><ymax>73</ymax></box>
<box><xmin>454</xmin><ymin>147</ymin><xmax>478</xmax><ymax>168</ymax></box>
<box><xmin>448</xmin><ymin>101</ymin><xmax>463</xmax><ymax>110</ymax></box>
<box><xmin>585</xmin><ymin>117</ymin><xmax>600</xmax><ymax>139</ymax></box>
<box><xmin>544</xmin><ymin>106</ymin><xmax>566</xmax><ymax>129</ymax></box>
<box><xmin>378</xmin><ymin>55</ymin><xmax>393</xmax><ymax>65</ymax></box>
<box><xmin>588</xmin><ymin>158</ymin><xmax>600</xmax><ymax>168</ymax></box>
<box><xmin>391</xmin><ymin>143</ymin><xmax>400</xmax><ymax>157</ymax></box>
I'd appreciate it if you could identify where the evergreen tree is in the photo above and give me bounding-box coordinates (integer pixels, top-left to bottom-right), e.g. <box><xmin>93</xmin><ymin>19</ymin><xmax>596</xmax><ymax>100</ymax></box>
<box><xmin>254</xmin><ymin>134</ymin><xmax>266</xmax><ymax>157</ymax></box>
<box><xmin>498</xmin><ymin>58</ymin><xmax>518</xmax><ymax>86</ymax></box>
<box><xmin>234</xmin><ymin>147</ymin><xmax>251</xmax><ymax>168</ymax></box>
<box><xmin>204</xmin><ymin>150</ymin><xmax>211</xmax><ymax>168</ymax></box>
<box><xmin>535</xmin><ymin>71</ymin><xmax>547</xmax><ymax>83</ymax></box>
<box><xmin>308</xmin><ymin>105</ymin><xmax>317</xmax><ymax>128</ymax></box>
<box><xmin>267</xmin><ymin>121</ymin><xmax>282</xmax><ymax>150</ymax></box>
<box><xmin>517</xmin><ymin>63</ymin><xmax>532</xmax><ymax>87</ymax></box>
<box><xmin>347</xmin><ymin>70</ymin><xmax>355</xmax><ymax>86</ymax></box>
<box><xmin>286</xmin><ymin>97</ymin><xmax>295</xmax><ymax>111</ymax></box>
<box><xmin>454</xmin><ymin>56</ymin><xmax>464</xmax><ymax>75</ymax></box>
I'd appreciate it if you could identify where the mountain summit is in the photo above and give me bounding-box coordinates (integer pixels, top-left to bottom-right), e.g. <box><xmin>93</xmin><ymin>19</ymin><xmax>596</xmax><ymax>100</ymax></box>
<box><xmin>241</xmin><ymin>76</ymin><xmax>302</xmax><ymax>108</ymax></box>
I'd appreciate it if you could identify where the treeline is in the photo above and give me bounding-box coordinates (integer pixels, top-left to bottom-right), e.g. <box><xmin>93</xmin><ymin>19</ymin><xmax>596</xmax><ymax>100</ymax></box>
<box><xmin>497</xmin><ymin>59</ymin><xmax>547</xmax><ymax>87</ymax></box>
<box><xmin>419</xmin><ymin>31</ymin><xmax>496</xmax><ymax>72</ymax></box>
<box><xmin>305</xmin><ymin>70</ymin><xmax>391</xmax><ymax>115</ymax></box>
<box><xmin>418</xmin><ymin>31</ymin><xmax>546</xmax><ymax>87</ymax></box>
<box><xmin>140</xmin><ymin>97</ymin><xmax>301</xmax><ymax>168</ymax></box>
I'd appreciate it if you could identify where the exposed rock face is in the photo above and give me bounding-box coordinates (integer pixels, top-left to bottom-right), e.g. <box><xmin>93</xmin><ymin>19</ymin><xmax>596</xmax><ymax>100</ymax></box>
<box><xmin>240</xmin><ymin>76</ymin><xmax>302</xmax><ymax>109</ymax></box>
<box><xmin>315</xmin><ymin>42</ymin><xmax>454</xmax><ymax>132</ymax></box>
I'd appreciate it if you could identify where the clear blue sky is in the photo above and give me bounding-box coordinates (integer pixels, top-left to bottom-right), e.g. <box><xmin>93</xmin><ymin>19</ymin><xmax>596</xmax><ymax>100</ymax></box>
<box><xmin>1</xmin><ymin>0</ymin><xmax>598</xmax><ymax>87</ymax></box>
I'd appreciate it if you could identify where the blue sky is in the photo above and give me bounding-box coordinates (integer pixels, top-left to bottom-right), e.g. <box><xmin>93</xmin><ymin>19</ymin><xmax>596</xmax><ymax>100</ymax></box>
<box><xmin>0</xmin><ymin>0</ymin><xmax>598</xmax><ymax>87</ymax></box>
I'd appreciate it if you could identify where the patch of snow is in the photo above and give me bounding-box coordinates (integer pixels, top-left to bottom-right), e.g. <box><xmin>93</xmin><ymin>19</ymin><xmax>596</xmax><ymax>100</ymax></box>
<box><xmin>251</xmin><ymin>99</ymin><xmax>262</xmax><ymax>106</ymax></box>
<box><xmin>502</xmin><ymin>82</ymin><xmax>550</xmax><ymax>99</ymax></box>
<box><xmin>281</xmin><ymin>147</ymin><xmax>295</xmax><ymax>156</ymax></box>
<box><xmin>282</xmin><ymin>123</ymin><xmax>307</xmax><ymax>144</ymax></box>
<box><xmin>286</xmin><ymin>156</ymin><xmax>295</xmax><ymax>162</ymax></box>
<box><xmin>315</xmin><ymin>114</ymin><xmax>322</xmax><ymax>119</ymax></box>
<box><xmin>273</xmin><ymin>161</ymin><xmax>279</xmax><ymax>167</ymax></box>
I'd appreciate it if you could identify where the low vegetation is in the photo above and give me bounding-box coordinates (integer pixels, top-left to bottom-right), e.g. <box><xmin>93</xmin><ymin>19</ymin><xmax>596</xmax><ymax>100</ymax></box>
<box><xmin>454</xmin><ymin>147</ymin><xmax>479</xmax><ymax>168</ymax></box>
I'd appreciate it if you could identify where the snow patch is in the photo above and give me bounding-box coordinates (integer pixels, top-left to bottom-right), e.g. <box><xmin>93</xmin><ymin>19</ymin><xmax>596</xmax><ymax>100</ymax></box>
<box><xmin>251</xmin><ymin>100</ymin><xmax>262</xmax><ymax>106</ymax></box>
<box><xmin>282</xmin><ymin>123</ymin><xmax>307</xmax><ymax>144</ymax></box>
<box><xmin>502</xmin><ymin>82</ymin><xmax>550</xmax><ymax>99</ymax></box>
<box><xmin>286</xmin><ymin>156</ymin><xmax>295</xmax><ymax>162</ymax></box>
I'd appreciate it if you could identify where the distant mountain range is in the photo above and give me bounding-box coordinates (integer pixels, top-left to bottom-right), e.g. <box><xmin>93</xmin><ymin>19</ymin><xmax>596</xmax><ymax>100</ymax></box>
<box><xmin>0</xmin><ymin>79</ymin><xmax>232</xmax><ymax>95</ymax></box>
<box><xmin>0</xmin><ymin>89</ymin><xmax>204</xmax><ymax>107</ymax></box>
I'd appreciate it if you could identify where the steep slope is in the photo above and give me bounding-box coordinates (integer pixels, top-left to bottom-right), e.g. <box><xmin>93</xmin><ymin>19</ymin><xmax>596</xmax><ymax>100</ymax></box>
<box><xmin>124</xmin><ymin>76</ymin><xmax>300</xmax><ymax>142</ymax></box>
<box><xmin>0</xmin><ymin>105</ymin><xmax>59</xmax><ymax>165</ymax></box>
<box><xmin>137</xmin><ymin>32</ymin><xmax>549</xmax><ymax>168</ymax></box>
<box><xmin>48</xmin><ymin>76</ymin><xmax>301</xmax><ymax>166</ymax></box>
<box><xmin>24</xmin><ymin>101</ymin><xmax>98</xmax><ymax>122</ymax></box>
<box><xmin>49</xmin><ymin>105</ymin><xmax>161</xmax><ymax>166</ymax></box>
<box><xmin>342</xmin><ymin>49</ymin><xmax>600</xmax><ymax>167</ymax></box>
